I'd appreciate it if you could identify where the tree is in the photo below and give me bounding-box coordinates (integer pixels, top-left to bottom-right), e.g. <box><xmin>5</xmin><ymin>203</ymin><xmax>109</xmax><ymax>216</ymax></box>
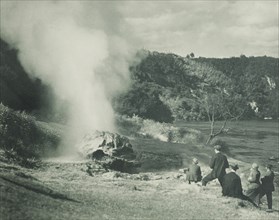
<box><xmin>191</xmin><ymin>64</ymin><xmax>248</xmax><ymax>145</ymax></box>
<box><xmin>113</xmin><ymin>82</ymin><xmax>174</xmax><ymax>123</ymax></box>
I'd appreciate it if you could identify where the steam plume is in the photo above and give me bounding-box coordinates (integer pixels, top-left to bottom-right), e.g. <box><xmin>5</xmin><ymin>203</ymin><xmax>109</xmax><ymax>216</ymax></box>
<box><xmin>0</xmin><ymin>1</ymin><xmax>136</xmax><ymax>153</ymax></box>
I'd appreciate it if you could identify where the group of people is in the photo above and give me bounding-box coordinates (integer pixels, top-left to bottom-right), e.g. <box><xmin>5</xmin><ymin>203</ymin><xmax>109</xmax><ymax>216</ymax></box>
<box><xmin>185</xmin><ymin>145</ymin><xmax>275</xmax><ymax>212</ymax></box>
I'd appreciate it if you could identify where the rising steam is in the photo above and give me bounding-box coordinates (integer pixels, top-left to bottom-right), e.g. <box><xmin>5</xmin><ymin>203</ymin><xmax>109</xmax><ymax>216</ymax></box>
<box><xmin>0</xmin><ymin>1</ymin><xmax>136</xmax><ymax>153</ymax></box>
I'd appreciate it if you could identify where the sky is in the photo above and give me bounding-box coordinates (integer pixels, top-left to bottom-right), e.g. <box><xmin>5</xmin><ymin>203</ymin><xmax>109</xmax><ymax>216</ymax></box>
<box><xmin>120</xmin><ymin>0</ymin><xmax>279</xmax><ymax>58</ymax></box>
<box><xmin>1</xmin><ymin>0</ymin><xmax>278</xmax><ymax>58</ymax></box>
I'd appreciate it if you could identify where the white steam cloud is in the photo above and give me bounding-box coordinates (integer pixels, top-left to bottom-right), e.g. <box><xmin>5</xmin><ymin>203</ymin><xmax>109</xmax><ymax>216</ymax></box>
<box><xmin>0</xmin><ymin>1</ymin><xmax>137</xmax><ymax>153</ymax></box>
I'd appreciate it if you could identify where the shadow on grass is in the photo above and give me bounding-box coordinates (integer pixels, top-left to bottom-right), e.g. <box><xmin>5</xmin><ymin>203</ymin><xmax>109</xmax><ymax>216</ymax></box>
<box><xmin>0</xmin><ymin>174</ymin><xmax>80</xmax><ymax>203</ymax></box>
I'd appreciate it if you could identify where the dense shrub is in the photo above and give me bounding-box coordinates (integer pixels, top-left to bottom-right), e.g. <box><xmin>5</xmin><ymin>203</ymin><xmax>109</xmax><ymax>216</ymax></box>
<box><xmin>113</xmin><ymin>82</ymin><xmax>174</xmax><ymax>123</ymax></box>
<box><xmin>0</xmin><ymin>104</ymin><xmax>61</xmax><ymax>167</ymax></box>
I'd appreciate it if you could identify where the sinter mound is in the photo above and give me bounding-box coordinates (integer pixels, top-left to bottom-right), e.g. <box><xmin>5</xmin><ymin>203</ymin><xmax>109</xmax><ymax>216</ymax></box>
<box><xmin>77</xmin><ymin>131</ymin><xmax>139</xmax><ymax>173</ymax></box>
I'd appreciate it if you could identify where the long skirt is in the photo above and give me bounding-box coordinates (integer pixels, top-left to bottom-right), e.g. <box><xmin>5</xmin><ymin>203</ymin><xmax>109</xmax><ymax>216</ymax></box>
<box><xmin>244</xmin><ymin>185</ymin><xmax>261</xmax><ymax>206</ymax></box>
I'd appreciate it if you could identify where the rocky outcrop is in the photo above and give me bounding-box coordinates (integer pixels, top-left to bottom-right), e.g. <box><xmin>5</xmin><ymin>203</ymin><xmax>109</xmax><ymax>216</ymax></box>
<box><xmin>78</xmin><ymin>131</ymin><xmax>133</xmax><ymax>158</ymax></box>
<box><xmin>77</xmin><ymin>131</ymin><xmax>139</xmax><ymax>173</ymax></box>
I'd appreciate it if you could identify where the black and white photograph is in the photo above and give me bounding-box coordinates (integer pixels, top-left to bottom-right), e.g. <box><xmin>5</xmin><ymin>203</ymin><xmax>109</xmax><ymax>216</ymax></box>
<box><xmin>0</xmin><ymin>0</ymin><xmax>278</xmax><ymax>219</ymax></box>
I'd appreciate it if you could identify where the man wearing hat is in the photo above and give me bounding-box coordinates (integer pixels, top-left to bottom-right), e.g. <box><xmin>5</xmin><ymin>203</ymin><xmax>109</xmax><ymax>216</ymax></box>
<box><xmin>260</xmin><ymin>164</ymin><xmax>275</xmax><ymax>212</ymax></box>
<box><xmin>222</xmin><ymin>164</ymin><xmax>244</xmax><ymax>198</ymax></box>
<box><xmin>202</xmin><ymin>145</ymin><xmax>229</xmax><ymax>187</ymax></box>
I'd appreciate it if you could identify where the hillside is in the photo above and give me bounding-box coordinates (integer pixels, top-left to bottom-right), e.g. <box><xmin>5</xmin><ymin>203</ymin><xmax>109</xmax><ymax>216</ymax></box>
<box><xmin>1</xmin><ymin>38</ymin><xmax>278</xmax><ymax>123</ymax></box>
<box><xmin>196</xmin><ymin>56</ymin><xmax>279</xmax><ymax>119</ymax></box>
<box><xmin>0</xmin><ymin>39</ymin><xmax>55</xmax><ymax>120</ymax></box>
<box><xmin>114</xmin><ymin>50</ymin><xmax>278</xmax><ymax>122</ymax></box>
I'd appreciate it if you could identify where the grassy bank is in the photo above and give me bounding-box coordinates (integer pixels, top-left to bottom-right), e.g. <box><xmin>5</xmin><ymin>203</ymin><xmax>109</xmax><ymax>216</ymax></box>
<box><xmin>0</xmin><ymin>104</ymin><xmax>63</xmax><ymax>167</ymax></box>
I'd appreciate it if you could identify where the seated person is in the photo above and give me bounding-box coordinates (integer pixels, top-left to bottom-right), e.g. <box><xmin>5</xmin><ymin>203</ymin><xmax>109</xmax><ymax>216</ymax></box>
<box><xmin>222</xmin><ymin>164</ymin><xmax>243</xmax><ymax>198</ymax></box>
<box><xmin>186</xmin><ymin>158</ymin><xmax>202</xmax><ymax>184</ymax></box>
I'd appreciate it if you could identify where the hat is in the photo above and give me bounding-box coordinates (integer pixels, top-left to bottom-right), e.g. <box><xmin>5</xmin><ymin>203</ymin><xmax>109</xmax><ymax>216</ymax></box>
<box><xmin>214</xmin><ymin>145</ymin><xmax>222</xmax><ymax>151</ymax></box>
<box><xmin>193</xmin><ymin>158</ymin><xmax>199</xmax><ymax>164</ymax></box>
<box><xmin>252</xmin><ymin>163</ymin><xmax>259</xmax><ymax>169</ymax></box>
<box><xmin>230</xmin><ymin>164</ymin><xmax>239</xmax><ymax>171</ymax></box>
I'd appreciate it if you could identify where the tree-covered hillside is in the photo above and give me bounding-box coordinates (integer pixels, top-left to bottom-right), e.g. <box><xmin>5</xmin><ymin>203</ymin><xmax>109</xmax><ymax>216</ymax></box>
<box><xmin>0</xmin><ymin>38</ymin><xmax>278</xmax><ymax>123</ymax></box>
<box><xmin>0</xmin><ymin>40</ymin><xmax>45</xmax><ymax>111</ymax></box>
<box><xmin>0</xmin><ymin>39</ymin><xmax>55</xmax><ymax>119</ymax></box>
<box><xmin>196</xmin><ymin>56</ymin><xmax>278</xmax><ymax>119</ymax></box>
<box><xmin>113</xmin><ymin>51</ymin><xmax>278</xmax><ymax>122</ymax></box>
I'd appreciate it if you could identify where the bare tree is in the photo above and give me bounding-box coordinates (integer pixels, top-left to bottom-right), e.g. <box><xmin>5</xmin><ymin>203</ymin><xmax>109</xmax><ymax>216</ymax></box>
<box><xmin>191</xmin><ymin>65</ymin><xmax>247</xmax><ymax>145</ymax></box>
<box><xmin>201</xmin><ymin>93</ymin><xmax>246</xmax><ymax>145</ymax></box>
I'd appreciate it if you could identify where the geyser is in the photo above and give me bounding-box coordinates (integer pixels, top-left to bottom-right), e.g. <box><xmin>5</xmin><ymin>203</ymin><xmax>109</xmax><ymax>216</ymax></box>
<box><xmin>0</xmin><ymin>1</ymin><xmax>136</xmax><ymax>154</ymax></box>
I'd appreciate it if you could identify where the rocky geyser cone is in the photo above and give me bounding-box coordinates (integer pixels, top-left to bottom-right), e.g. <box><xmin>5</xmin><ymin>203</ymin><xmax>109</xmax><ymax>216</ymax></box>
<box><xmin>77</xmin><ymin>131</ymin><xmax>139</xmax><ymax>173</ymax></box>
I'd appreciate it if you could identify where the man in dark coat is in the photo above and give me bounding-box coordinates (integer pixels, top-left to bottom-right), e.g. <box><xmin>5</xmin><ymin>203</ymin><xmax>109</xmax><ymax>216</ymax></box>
<box><xmin>222</xmin><ymin>164</ymin><xmax>243</xmax><ymax>198</ymax></box>
<box><xmin>202</xmin><ymin>145</ymin><xmax>229</xmax><ymax>186</ymax></box>
<box><xmin>260</xmin><ymin>164</ymin><xmax>275</xmax><ymax>212</ymax></box>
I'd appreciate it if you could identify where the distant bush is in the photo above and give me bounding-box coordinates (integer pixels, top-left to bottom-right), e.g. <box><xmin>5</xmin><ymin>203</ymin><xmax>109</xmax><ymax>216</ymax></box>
<box><xmin>0</xmin><ymin>104</ymin><xmax>62</xmax><ymax>167</ymax></box>
<box><xmin>116</xmin><ymin>115</ymin><xmax>204</xmax><ymax>144</ymax></box>
<box><xmin>115</xmin><ymin>114</ymin><xmax>142</xmax><ymax>136</ymax></box>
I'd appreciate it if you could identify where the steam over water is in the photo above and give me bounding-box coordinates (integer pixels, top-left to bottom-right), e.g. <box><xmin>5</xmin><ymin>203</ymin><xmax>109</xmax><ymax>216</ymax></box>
<box><xmin>0</xmin><ymin>1</ymin><xmax>136</xmax><ymax>154</ymax></box>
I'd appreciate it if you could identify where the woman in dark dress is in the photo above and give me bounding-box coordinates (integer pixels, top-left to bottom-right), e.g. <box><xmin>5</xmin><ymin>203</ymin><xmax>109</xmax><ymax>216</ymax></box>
<box><xmin>222</xmin><ymin>164</ymin><xmax>243</xmax><ymax>198</ymax></box>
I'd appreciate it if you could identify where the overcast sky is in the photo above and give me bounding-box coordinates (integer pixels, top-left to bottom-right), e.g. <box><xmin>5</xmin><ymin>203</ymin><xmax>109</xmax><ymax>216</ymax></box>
<box><xmin>121</xmin><ymin>0</ymin><xmax>278</xmax><ymax>58</ymax></box>
<box><xmin>1</xmin><ymin>0</ymin><xmax>278</xmax><ymax>58</ymax></box>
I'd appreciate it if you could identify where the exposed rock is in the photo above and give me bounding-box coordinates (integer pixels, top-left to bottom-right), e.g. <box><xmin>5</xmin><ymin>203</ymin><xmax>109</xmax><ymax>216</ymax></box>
<box><xmin>77</xmin><ymin>131</ymin><xmax>139</xmax><ymax>173</ymax></box>
<box><xmin>77</xmin><ymin>131</ymin><xmax>135</xmax><ymax>159</ymax></box>
<box><xmin>91</xmin><ymin>149</ymin><xmax>107</xmax><ymax>160</ymax></box>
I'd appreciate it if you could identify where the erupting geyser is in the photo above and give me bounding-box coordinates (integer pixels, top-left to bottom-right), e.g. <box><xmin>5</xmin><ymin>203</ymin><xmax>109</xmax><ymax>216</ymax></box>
<box><xmin>0</xmin><ymin>1</ymin><xmax>136</xmax><ymax>155</ymax></box>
